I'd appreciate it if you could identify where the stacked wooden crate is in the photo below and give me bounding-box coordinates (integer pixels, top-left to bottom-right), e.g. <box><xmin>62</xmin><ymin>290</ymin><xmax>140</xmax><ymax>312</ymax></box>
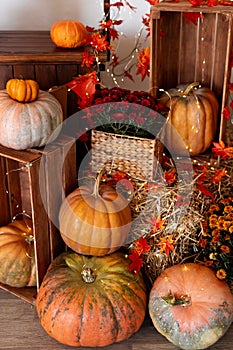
<box><xmin>0</xmin><ymin>134</ymin><xmax>77</xmax><ymax>303</ymax></box>
<box><xmin>150</xmin><ymin>3</ymin><xmax>233</xmax><ymax>145</ymax></box>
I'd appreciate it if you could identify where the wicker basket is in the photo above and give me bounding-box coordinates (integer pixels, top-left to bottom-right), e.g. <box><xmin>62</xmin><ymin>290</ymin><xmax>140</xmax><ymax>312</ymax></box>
<box><xmin>91</xmin><ymin>129</ymin><xmax>164</xmax><ymax>180</ymax></box>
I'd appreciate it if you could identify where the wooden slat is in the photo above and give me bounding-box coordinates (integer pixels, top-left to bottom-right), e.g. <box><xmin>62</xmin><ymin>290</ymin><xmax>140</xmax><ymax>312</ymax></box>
<box><xmin>0</xmin><ymin>30</ymin><xmax>107</xmax><ymax>64</ymax></box>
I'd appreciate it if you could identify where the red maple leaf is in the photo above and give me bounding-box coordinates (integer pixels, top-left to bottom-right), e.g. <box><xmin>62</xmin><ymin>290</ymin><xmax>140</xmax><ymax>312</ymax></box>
<box><xmin>105</xmin><ymin>2</ymin><xmax>124</xmax><ymax>9</ymax></box>
<box><xmin>66</xmin><ymin>71</ymin><xmax>99</xmax><ymax>109</ymax></box>
<box><xmin>90</xmin><ymin>33</ymin><xmax>109</xmax><ymax>51</ymax></box>
<box><xmin>164</xmin><ymin>169</ymin><xmax>176</xmax><ymax>184</ymax></box>
<box><xmin>146</xmin><ymin>0</ymin><xmax>158</xmax><ymax>4</ymax></box>
<box><xmin>158</xmin><ymin>235</ymin><xmax>175</xmax><ymax>256</ymax></box>
<box><xmin>223</xmin><ymin>106</ymin><xmax>231</xmax><ymax>120</ymax></box>
<box><xmin>148</xmin><ymin>215</ymin><xmax>165</xmax><ymax>234</ymax></box>
<box><xmin>81</xmin><ymin>51</ymin><xmax>94</xmax><ymax>68</ymax></box>
<box><xmin>109</xmin><ymin>28</ymin><xmax>119</xmax><ymax>40</ymax></box>
<box><xmin>211</xmin><ymin>168</ymin><xmax>227</xmax><ymax>183</ymax></box>
<box><xmin>212</xmin><ymin>141</ymin><xmax>233</xmax><ymax>160</ymax></box>
<box><xmin>136</xmin><ymin>46</ymin><xmax>150</xmax><ymax>81</ymax></box>
<box><xmin>124</xmin><ymin>71</ymin><xmax>134</xmax><ymax>81</ymax></box>
<box><xmin>197</xmin><ymin>182</ymin><xmax>215</xmax><ymax>201</ymax></box>
<box><xmin>183</xmin><ymin>12</ymin><xmax>204</xmax><ymax>25</ymax></box>
<box><xmin>207</xmin><ymin>0</ymin><xmax>218</xmax><ymax>6</ymax></box>
<box><xmin>124</xmin><ymin>1</ymin><xmax>137</xmax><ymax>11</ymax></box>
<box><xmin>134</xmin><ymin>237</ymin><xmax>151</xmax><ymax>256</ymax></box>
<box><xmin>128</xmin><ymin>251</ymin><xmax>143</xmax><ymax>274</ymax></box>
<box><xmin>110</xmin><ymin>54</ymin><xmax>119</xmax><ymax>66</ymax></box>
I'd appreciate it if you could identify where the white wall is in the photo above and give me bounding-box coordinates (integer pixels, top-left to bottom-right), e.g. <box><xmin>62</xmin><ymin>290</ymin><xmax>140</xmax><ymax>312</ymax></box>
<box><xmin>0</xmin><ymin>0</ymin><xmax>150</xmax><ymax>90</ymax></box>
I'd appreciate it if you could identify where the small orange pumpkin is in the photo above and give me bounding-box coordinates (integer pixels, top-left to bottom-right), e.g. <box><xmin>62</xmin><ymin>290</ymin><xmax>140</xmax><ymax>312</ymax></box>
<box><xmin>149</xmin><ymin>263</ymin><xmax>233</xmax><ymax>350</ymax></box>
<box><xmin>6</xmin><ymin>78</ymin><xmax>39</xmax><ymax>102</ymax></box>
<box><xmin>50</xmin><ymin>20</ymin><xmax>88</xmax><ymax>48</ymax></box>
<box><xmin>59</xmin><ymin>172</ymin><xmax>132</xmax><ymax>256</ymax></box>
<box><xmin>0</xmin><ymin>218</ymin><xmax>36</xmax><ymax>287</ymax></box>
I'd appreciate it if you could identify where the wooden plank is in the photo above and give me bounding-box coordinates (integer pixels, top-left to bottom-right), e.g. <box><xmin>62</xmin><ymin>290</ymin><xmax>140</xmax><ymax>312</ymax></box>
<box><xmin>0</xmin><ymin>31</ymin><xmax>107</xmax><ymax>64</ymax></box>
<box><xmin>0</xmin><ymin>158</ymin><xmax>10</xmax><ymax>225</ymax></box>
<box><xmin>0</xmin><ymin>65</ymin><xmax>13</xmax><ymax>89</ymax></box>
<box><xmin>13</xmin><ymin>64</ymin><xmax>35</xmax><ymax>80</ymax></box>
<box><xmin>28</xmin><ymin>157</ymin><xmax>51</xmax><ymax>288</ymax></box>
<box><xmin>0</xmin><ymin>283</ymin><xmax>36</xmax><ymax>304</ymax></box>
<box><xmin>34</xmin><ymin>64</ymin><xmax>57</xmax><ymax>90</ymax></box>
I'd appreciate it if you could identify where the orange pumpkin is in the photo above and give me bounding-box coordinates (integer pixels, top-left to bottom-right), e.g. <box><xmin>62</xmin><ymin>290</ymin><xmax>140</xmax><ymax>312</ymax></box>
<box><xmin>36</xmin><ymin>251</ymin><xmax>147</xmax><ymax>347</ymax></box>
<box><xmin>50</xmin><ymin>20</ymin><xmax>88</xmax><ymax>48</ymax></box>
<box><xmin>59</xmin><ymin>172</ymin><xmax>132</xmax><ymax>256</ymax></box>
<box><xmin>6</xmin><ymin>78</ymin><xmax>39</xmax><ymax>102</ymax></box>
<box><xmin>160</xmin><ymin>82</ymin><xmax>219</xmax><ymax>156</ymax></box>
<box><xmin>0</xmin><ymin>218</ymin><xmax>36</xmax><ymax>287</ymax></box>
<box><xmin>149</xmin><ymin>263</ymin><xmax>233</xmax><ymax>350</ymax></box>
<box><xmin>0</xmin><ymin>90</ymin><xmax>63</xmax><ymax>150</ymax></box>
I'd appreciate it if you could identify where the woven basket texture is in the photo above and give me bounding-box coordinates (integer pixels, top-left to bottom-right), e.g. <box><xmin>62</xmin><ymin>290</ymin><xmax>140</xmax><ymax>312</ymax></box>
<box><xmin>91</xmin><ymin>129</ymin><xmax>163</xmax><ymax>180</ymax></box>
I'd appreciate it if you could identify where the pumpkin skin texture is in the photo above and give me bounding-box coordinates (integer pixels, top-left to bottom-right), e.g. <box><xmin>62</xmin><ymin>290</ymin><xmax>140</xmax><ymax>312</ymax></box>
<box><xmin>59</xmin><ymin>174</ymin><xmax>132</xmax><ymax>256</ymax></box>
<box><xmin>50</xmin><ymin>20</ymin><xmax>88</xmax><ymax>48</ymax></box>
<box><xmin>0</xmin><ymin>218</ymin><xmax>36</xmax><ymax>287</ymax></box>
<box><xmin>36</xmin><ymin>251</ymin><xmax>147</xmax><ymax>347</ymax></box>
<box><xmin>6</xmin><ymin>78</ymin><xmax>39</xmax><ymax>102</ymax></box>
<box><xmin>149</xmin><ymin>263</ymin><xmax>233</xmax><ymax>350</ymax></box>
<box><xmin>0</xmin><ymin>90</ymin><xmax>63</xmax><ymax>150</ymax></box>
<box><xmin>160</xmin><ymin>83</ymin><xmax>219</xmax><ymax>156</ymax></box>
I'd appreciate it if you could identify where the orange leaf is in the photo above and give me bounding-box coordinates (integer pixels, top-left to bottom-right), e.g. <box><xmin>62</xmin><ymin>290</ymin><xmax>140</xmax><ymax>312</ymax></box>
<box><xmin>136</xmin><ymin>46</ymin><xmax>150</xmax><ymax>81</ymax></box>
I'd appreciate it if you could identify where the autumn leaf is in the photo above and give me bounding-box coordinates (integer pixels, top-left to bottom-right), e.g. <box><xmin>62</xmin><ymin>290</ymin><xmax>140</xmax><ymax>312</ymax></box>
<box><xmin>124</xmin><ymin>71</ymin><xmax>134</xmax><ymax>81</ymax></box>
<box><xmin>124</xmin><ymin>1</ymin><xmax>137</xmax><ymax>11</ymax></box>
<box><xmin>134</xmin><ymin>237</ymin><xmax>151</xmax><ymax>256</ymax></box>
<box><xmin>110</xmin><ymin>54</ymin><xmax>119</xmax><ymax>66</ymax></box>
<box><xmin>81</xmin><ymin>51</ymin><xmax>94</xmax><ymax>68</ymax></box>
<box><xmin>223</xmin><ymin>106</ymin><xmax>231</xmax><ymax>120</ymax></box>
<box><xmin>109</xmin><ymin>28</ymin><xmax>119</xmax><ymax>40</ymax></box>
<box><xmin>136</xmin><ymin>46</ymin><xmax>150</xmax><ymax>81</ymax></box>
<box><xmin>207</xmin><ymin>0</ymin><xmax>218</xmax><ymax>6</ymax></box>
<box><xmin>165</xmin><ymin>169</ymin><xmax>176</xmax><ymax>184</ymax></box>
<box><xmin>105</xmin><ymin>2</ymin><xmax>124</xmax><ymax>9</ymax></box>
<box><xmin>146</xmin><ymin>0</ymin><xmax>158</xmax><ymax>4</ymax></box>
<box><xmin>158</xmin><ymin>235</ymin><xmax>175</xmax><ymax>256</ymax></box>
<box><xmin>90</xmin><ymin>33</ymin><xmax>109</xmax><ymax>51</ymax></box>
<box><xmin>211</xmin><ymin>168</ymin><xmax>227</xmax><ymax>183</ymax></box>
<box><xmin>183</xmin><ymin>12</ymin><xmax>204</xmax><ymax>25</ymax></box>
<box><xmin>197</xmin><ymin>182</ymin><xmax>215</xmax><ymax>201</ymax></box>
<box><xmin>212</xmin><ymin>141</ymin><xmax>233</xmax><ymax>160</ymax></box>
<box><xmin>148</xmin><ymin>215</ymin><xmax>165</xmax><ymax>234</ymax></box>
<box><xmin>128</xmin><ymin>251</ymin><xmax>143</xmax><ymax>274</ymax></box>
<box><xmin>66</xmin><ymin>71</ymin><xmax>99</xmax><ymax>109</ymax></box>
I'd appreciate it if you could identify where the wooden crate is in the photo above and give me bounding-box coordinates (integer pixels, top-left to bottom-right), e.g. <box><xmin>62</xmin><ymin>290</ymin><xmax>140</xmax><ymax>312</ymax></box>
<box><xmin>0</xmin><ymin>133</ymin><xmax>77</xmax><ymax>304</ymax></box>
<box><xmin>150</xmin><ymin>3</ymin><xmax>233</xmax><ymax>144</ymax></box>
<box><xmin>0</xmin><ymin>30</ymin><xmax>108</xmax><ymax>117</ymax></box>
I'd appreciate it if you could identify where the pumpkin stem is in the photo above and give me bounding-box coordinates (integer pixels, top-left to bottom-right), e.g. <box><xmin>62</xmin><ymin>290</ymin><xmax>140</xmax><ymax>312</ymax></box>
<box><xmin>93</xmin><ymin>169</ymin><xmax>105</xmax><ymax>198</ymax></box>
<box><xmin>65</xmin><ymin>255</ymin><xmax>96</xmax><ymax>283</ymax></box>
<box><xmin>81</xmin><ymin>267</ymin><xmax>96</xmax><ymax>283</ymax></box>
<box><xmin>181</xmin><ymin>82</ymin><xmax>200</xmax><ymax>96</ymax></box>
<box><xmin>162</xmin><ymin>290</ymin><xmax>192</xmax><ymax>307</ymax></box>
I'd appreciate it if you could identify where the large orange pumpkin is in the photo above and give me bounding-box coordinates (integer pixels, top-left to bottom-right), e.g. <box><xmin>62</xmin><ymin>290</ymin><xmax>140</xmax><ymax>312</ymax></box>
<box><xmin>36</xmin><ymin>251</ymin><xmax>147</xmax><ymax>347</ymax></box>
<box><xmin>59</xmin><ymin>173</ymin><xmax>132</xmax><ymax>256</ymax></box>
<box><xmin>0</xmin><ymin>218</ymin><xmax>36</xmax><ymax>287</ymax></box>
<box><xmin>149</xmin><ymin>263</ymin><xmax>233</xmax><ymax>350</ymax></box>
<box><xmin>50</xmin><ymin>20</ymin><xmax>88</xmax><ymax>48</ymax></box>
<box><xmin>0</xmin><ymin>90</ymin><xmax>63</xmax><ymax>150</ymax></box>
<box><xmin>160</xmin><ymin>82</ymin><xmax>219</xmax><ymax>156</ymax></box>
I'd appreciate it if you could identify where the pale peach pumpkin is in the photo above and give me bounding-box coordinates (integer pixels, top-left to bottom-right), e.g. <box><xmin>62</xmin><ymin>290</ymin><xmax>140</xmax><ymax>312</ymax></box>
<box><xmin>0</xmin><ymin>90</ymin><xmax>63</xmax><ymax>150</ymax></box>
<box><xmin>149</xmin><ymin>263</ymin><xmax>233</xmax><ymax>350</ymax></box>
